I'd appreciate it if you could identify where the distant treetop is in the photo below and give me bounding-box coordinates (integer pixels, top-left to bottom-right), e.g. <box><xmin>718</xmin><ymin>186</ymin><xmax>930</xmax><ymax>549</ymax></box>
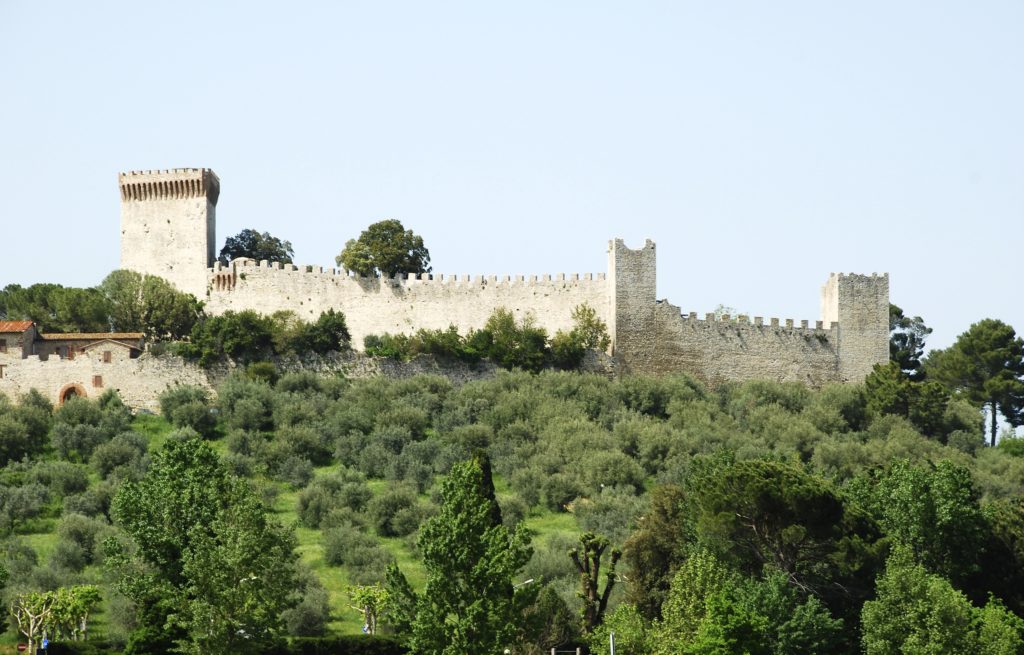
<box><xmin>336</xmin><ymin>219</ymin><xmax>431</xmax><ymax>278</ymax></box>
<box><xmin>218</xmin><ymin>229</ymin><xmax>294</xmax><ymax>265</ymax></box>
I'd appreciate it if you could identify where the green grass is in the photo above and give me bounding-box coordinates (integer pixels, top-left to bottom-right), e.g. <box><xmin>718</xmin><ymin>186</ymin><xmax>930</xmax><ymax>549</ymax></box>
<box><xmin>131</xmin><ymin>413</ymin><xmax>174</xmax><ymax>449</ymax></box>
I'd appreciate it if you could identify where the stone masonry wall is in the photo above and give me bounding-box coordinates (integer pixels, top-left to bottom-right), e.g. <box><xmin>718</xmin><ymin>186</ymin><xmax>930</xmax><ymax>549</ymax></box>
<box><xmin>205</xmin><ymin>260</ymin><xmax>610</xmax><ymax>349</ymax></box>
<box><xmin>0</xmin><ymin>354</ymin><xmax>213</xmax><ymax>412</ymax></box>
<box><xmin>120</xmin><ymin>169</ymin><xmax>218</xmax><ymax>299</ymax></box>
<box><xmin>821</xmin><ymin>272</ymin><xmax>890</xmax><ymax>382</ymax></box>
<box><xmin>644</xmin><ymin>304</ymin><xmax>840</xmax><ymax>385</ymax></box>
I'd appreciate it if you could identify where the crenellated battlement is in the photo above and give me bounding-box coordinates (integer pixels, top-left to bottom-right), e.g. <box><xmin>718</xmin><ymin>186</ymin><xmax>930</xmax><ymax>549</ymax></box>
<box><xmin>669</xmin><ymin>306</ymin><xmax>839</xmax><ymax>334</ymax></box>
<box><xmin>210</xmin><ymin>258</ymin><xmax>606</xmax><ymax>289</ymax></box>
<box><xmin>119</xmin><ymin>168</ymin><xmax>220</xmax><ymax>204</ymax></box>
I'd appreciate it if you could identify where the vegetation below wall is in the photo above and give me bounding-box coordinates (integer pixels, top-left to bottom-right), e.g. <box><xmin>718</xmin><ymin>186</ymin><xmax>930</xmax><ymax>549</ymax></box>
<box><xmin>1</xmin><ymin>364</ymin><xmax>1024</xmax><ymax>653</ymax></box>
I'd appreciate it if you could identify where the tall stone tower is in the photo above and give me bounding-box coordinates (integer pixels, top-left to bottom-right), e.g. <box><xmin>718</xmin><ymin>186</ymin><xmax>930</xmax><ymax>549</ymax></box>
<box><xmin>820</xmin><ymin>273</ymin><xmax>890</xmax><ymax>381</ymax></box>
<box><xmin>119</xmin><ymin>168</ymin><xmax>219</xmax><ymax>298</ymax></box>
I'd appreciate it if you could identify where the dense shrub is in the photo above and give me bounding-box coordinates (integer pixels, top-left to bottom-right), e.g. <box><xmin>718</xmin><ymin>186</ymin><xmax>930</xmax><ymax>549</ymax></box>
<box><xmin>29</xmin><ymin>461</ymin><xmax>89</xmax><ymax>496</ymax></box>
<box><xmin>159</xmin><ymin>385</ymin><xmax>216</xmax><ymax>438</ymax></box>
<box><xmin>366</xmin><ymin>485</ymin><xmax>421</xmax><ymax>537</ymax></box>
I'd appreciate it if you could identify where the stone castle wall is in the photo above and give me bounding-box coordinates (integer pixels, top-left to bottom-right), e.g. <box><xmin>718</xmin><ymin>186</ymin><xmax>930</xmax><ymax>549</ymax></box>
<box><xmin>27</xmin><ymin>166</ymin><xmax>894</xmax><ymax>413</ymax></box>
<box><xmin>204</xmin><ymin>259</ymin><xmax>611</xmax><ymax>348</ymax></box>
<box><xmin>0</xmin><ymin>354</ymin><xmax>213</xmax><ymax>412</ymax></box>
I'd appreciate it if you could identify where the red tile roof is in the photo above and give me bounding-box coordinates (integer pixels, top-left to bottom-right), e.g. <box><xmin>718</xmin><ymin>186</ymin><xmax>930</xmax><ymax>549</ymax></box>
<box><xmin>38</xmin><ymin>332</ymin><xmax>144</xmax><ymax>341</ymax></box>
<box><xmin>0</xmin><ymin>321</ymin><xmax>34</xmax><ymax>332</ymax></box>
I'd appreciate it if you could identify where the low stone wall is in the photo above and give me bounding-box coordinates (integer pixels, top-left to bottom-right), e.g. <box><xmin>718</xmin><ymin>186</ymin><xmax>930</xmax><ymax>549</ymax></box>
<box><xmin>0</xmin><ymin>353</ymin><xmax>213</xmax><ymax>412</ymax></box>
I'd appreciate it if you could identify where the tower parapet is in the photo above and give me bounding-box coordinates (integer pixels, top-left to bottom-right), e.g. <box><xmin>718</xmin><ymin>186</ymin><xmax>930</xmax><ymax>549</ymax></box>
<box><xmin>119</xmin><ymin>169</ymin><xmax>219</xmax><ymax>298</ymax></box>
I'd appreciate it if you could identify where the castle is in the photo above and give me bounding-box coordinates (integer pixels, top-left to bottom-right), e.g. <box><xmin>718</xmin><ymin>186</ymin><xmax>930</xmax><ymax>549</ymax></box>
<box><xmin>0</xmin><ymin>167</ymin><xmax>890</xmax><ymax>410</ymax></box>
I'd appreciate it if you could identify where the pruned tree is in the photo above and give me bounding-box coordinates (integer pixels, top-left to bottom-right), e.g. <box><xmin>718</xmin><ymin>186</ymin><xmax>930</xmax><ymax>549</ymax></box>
<box><xmin>11</xmin><ymin>591</ymin><xmax>56</xmax><ymax>655</ymax></box>
<box><xmin>348</xmin><ymin>584</ymin><xmax>390</xmax><ymax>635</ymax></box>
<box><xmin>570</xmin><ymin>532</ymin><xmax>621</xmax><ymax>633</ymax></box>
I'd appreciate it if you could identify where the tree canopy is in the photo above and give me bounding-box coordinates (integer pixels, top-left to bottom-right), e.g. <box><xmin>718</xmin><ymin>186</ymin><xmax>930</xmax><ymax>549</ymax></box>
<box><xmin>926</xmin><ymin>318</ymin><xmax>1024</xmax><ymax>446</ymax></box>
<box><xmin>889</xmin><ymin>304</ymin><xmax>932</xmax><ymax>380</ymax></box>
<box><xmin>99</xmin><ymin>270</ymin><xmax>202</xmax><ymax>339</ymax></box>
<box><xmin>390</xmin><ymin>454</ymin><xmax>533</xmax><ymax>655</ymax></box>
<box><xmin>107</xmin><ymin>436</ymin><xmax>298</xmax><ymax>654</ymax></box>
<box><xmin>218</xmin><ymin>228</ymin><xmax>294</xmax><ymax>265</ymax></box>
<box><xmin>336</xmin><ymin>219</ymin><xmax>431</xmax><ymax>278</ymax></box>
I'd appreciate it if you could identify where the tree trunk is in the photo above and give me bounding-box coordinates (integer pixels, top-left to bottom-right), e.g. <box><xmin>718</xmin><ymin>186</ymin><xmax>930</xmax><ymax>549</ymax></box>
<box><xmin>991</xmin><ymin>400</ymin><xmax>999</xmax><ymax>448</ymax></box>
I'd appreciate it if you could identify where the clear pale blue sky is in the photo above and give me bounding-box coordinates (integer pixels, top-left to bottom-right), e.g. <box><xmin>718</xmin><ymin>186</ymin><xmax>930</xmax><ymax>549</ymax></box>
<box><xmin>1</xmin><ymin>1</ymin><xmax>1021</xmax><ymax>352</ymax></box>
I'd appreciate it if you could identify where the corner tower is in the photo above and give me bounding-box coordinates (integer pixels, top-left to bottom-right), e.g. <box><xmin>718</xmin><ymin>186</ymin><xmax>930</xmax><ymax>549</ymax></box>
<box><xmin>820</xmin><ymin>272</ymin><xmax>889</xmax><ymax>382</ymax></box>
<box><xmin>119</xmin><ymin>168</ymin><xmax>219</xmax><ymax>298</ymax></box>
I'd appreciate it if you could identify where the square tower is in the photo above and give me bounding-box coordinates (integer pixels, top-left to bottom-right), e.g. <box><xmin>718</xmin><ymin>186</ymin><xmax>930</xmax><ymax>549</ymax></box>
<box><xmin>118</xmin><ymin>168</ymin><xmax>219</xmax><ymax>299</ymax></box>
<box><xmin>820</xmin><ymin>272</ymin><xmax>890</xmax><ymax>381</ymax></box>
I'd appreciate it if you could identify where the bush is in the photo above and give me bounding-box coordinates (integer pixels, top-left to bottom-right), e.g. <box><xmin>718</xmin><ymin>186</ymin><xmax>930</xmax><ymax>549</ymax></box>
<box><xmin>550</xmin><ymin>304</ymin><xmax>611</xmax><ymax>370</ymax></box>
<box><xmin>179</xmin><ymin>309</ymin><xmax>277</xmax><ymax>367</ymax></box>
<box><xmin>159</xmin><ymin>385</ymin><xmax>216</xmax><ymax>438</ymax></box>
<box><xmin>90</xmin><ymin>432</ymin><xmax>148</xmax><ymax>479</ymax></box>
<box><xmin>283</xmin><ymin>567</ymin><xmax>331</xmax><ymax>637</ymax></box>
<box><xmin>284</xmin><ymin>635</ymin><xmax>408</xmax><ymax>655</ymax></box>
<box><xmin>323</xmin><ymin>523</ymin><xmax>379</xmax><ymax>566</ymax></box>
<box><xmin>217</xmin><ymin>374</ymin><xmax>275</xmax><ymax>432</ymax></box>
<box><xmin>475</xmin><ymin>308</ymin><xmax>549</xmax><ymax>372</ymax></box>
<box><xmin>0</xmin><ymin>415</ymin><xmax>42</xmax><ymax>466</ymax></box>
<box><xmin>289</xmin><ymin>309</ymin><xmax>351</xmax><ymax>355</ymax></box>
<box><xmin>366</xmin><ymin>485</ymin><xmax>421</xmax><ymax>537</ymax></box>
<box><xmin>297</xmin><ymin>469</ymin><xmax>372</xmax><ymax>528</ymax></box>
<box><xmin>274</xmin><ymin>455</ymin><xmax>314</xmax><ymax>488</ymax></box>
<box><xmin>29</xmin><ymin>461</ymin><xmax>89</xmax><ymax>496</ymax></box>
<box><xmin>57</xmin><ymin>513</ymin><xmax>109</xmax><ymax>563</ymax></box>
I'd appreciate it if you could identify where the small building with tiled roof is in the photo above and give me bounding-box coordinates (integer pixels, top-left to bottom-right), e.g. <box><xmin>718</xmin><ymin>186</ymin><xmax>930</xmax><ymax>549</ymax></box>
<box><xmin>35</xmin><ymin>332</ymin><xmax>144</xmax><ymax>362</ymax></box>
<box><xmin>0</xmin><ymin>321</ymin><xmax>38</xmax><ymax>359</ymax></box>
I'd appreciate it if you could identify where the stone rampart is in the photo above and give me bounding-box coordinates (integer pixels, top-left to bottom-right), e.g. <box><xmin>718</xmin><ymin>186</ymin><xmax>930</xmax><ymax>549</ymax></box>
<box><xmin>0</xmin><ymin>353</ymin><xmax>213</xmax><ymax>412</ymax></box>
<box><xmin>640</xmin><ymin>302</ymin><xmax>840</xmax><ymax>385</ymax></box>
<box><xmin>204</xmin><ymin>259</ymin><xmax>610</xmax><ymax>348</ymax></box>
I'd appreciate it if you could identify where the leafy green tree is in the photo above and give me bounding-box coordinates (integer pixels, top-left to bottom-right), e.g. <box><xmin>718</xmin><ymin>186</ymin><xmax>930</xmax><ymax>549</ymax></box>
<box><xmin>586</xmin><ymin>603</ymin><xmax>650</xmax><ymax>655</ymax></box>
<box><xmin>107</xmin><ymin>436</ymin><xmax>298</xmax><ymax>655</ymax></box>
<box><xmin>861</xmin><ymin>549</ymin><xmax>1024</xmax><ymax>655</ymax></box>
<box><xmin>520</xmin><ymin>586</ymin><xmax>580</xmax><ymax>654</ymax></box>
<box><xmin>286</xmin><ymin>309</ymin><xmax>351</xmax><ymax>354</ymax></box>
<box><xmin>695</xmin><ymin>460</ymin><xmax>883</xmax><ymax>618</ymax></box>
<box><xmin>472</xmin><ymin>308</ymin><xmax>549</xmax><ymax>372</ymax></box>
<box><xmin>622</xmin><ymin>484</ymin><xmax>691</xmax><ymax>619</ymax></box>
<box><xmin>348</xmin><ymin>584</ymin><xmax>390</xmax><ymax>635</ymax></box>
<box><xmin>180</xmin><ymin>489</ymin><xmax>298</xmax><ymax>654</ymax></box>
<box><xmin>99</xmin><ymin>270</ymin><xmax>202</xmax><ymax>339</ymax></box>
<box><xmin>394</xmin><ymin>456</ymin><xmax>534</xmax><ymax>655</ymax></box>
<box><xmin>850</xmin><ymin>460</ymin><xmax>987</xmax><ymax>588</ymax></box>
<box><xmin>890</xmin><ymin>304</ymin><xmax>932</xmax><ymax>380</ymax></box>
<box><xmin>10</xmin><ymin>590</ymin><xmax>55</xmax><ymax>655</ymax></box>
<box><xmin>0</xmin><ymin>283</ymin><xmax>110</xmax><ymax>332</ymax></box>
<box><xmin>864</xmin><ymin>362</ymin><xmax>957</xmax><ymax>439</ymax></box>
<box><xmin>179</xmin><ymin>310</ymin><xmax>276</xmax><ymax>367</ymax></box>
<box><xmin>49</xmin><ymin>585</ymin><xmax>102</xmax><ymax>641</ymax></box>
<box><xmin>551</xmin><ymin>304</ymin><xmax>612</xmax><ymax>370</ymax></box>
<box><xmin>218</xmin><ymin>228</ymin><xmax>294</xmax><ymax>265</ymax></box>
<box><xmin>683</xmin><ymin>570</ymin><xmax>843</xmax><ymax>655</ymax></box>
<box><xmin>926</xmin><ymin>319</ymin><xmax>1024</xmax><ymax>446</ymax></box>
<box><xmin>336</xmin><ymin>219</ymin><xmax>431</xmax><ymax>278</ymax></box>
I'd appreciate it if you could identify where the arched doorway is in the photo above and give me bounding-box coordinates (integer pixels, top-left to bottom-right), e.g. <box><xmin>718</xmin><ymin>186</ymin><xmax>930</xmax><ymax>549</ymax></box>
<box><xmin>58</xmin><ymin>383</ymin><xmax>87</xmax><ymax>404</ymax></box>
